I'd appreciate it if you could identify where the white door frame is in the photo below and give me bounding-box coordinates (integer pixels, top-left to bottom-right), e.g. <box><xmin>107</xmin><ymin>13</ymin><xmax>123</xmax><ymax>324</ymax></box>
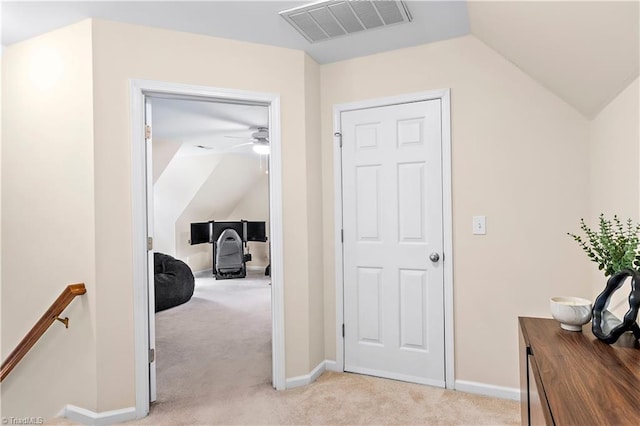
<box><xmin>130</xmin><ymin>79</ymin><xmax>286</xmax><ymax>418</ymax></box>
<box><xmin>333</xmin><ymin>89</ymin><xmax>454</xmax><ymax>388</ymax></box>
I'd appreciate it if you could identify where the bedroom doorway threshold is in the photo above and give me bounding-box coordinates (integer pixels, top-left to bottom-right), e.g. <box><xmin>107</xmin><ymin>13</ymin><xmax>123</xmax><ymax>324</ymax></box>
<box><xmin>130</xmin><ymin>79</ymin><xmax>285</xmax><ymax>418</ymax></box>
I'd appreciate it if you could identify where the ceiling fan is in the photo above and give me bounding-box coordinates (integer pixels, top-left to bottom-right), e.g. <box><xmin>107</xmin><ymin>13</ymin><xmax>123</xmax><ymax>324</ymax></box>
<box><xmin>223</xmin><ymin>127</ymin><xmax>270</xmax><ymax>155</ymax></box>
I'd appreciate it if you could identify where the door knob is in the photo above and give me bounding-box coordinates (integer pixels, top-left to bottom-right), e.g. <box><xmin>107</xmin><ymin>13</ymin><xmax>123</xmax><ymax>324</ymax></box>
<box><xmin>429</xmin><ymin>252</ymin><xmax>440</xmax><ymax>262</ymax></box>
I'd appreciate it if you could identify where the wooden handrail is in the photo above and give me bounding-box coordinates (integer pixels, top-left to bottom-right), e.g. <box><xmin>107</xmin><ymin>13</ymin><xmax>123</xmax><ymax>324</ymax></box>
<box><xmin>0</xmin><ymin>283</ymin><xmax>86</xmax><ymax>382</ymax></box>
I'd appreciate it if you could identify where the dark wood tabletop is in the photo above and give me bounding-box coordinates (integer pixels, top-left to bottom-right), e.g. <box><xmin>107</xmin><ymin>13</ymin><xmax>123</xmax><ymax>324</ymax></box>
<box><xmin>519</xmin><ymin>317</ymin><xmax>640</xmax><ymax>425</ymax></box>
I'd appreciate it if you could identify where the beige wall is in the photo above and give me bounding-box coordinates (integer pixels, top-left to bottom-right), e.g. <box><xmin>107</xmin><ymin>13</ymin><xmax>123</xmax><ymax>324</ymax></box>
<box><xmin>1</xmin><ymin>21</ymin><xmax>98</xmax><ymax>417</ymax></box>
<box><xmin>155</xmin><ymin>149</ymin><xmax>269</xmax><ymax>271</ymax></box>
<box><xmin>151</xmin><ymin>138</ymin><xmax>180</xmax><ymax>184</ymax></box>
<box><xmin>174</xmin><ymin>154</ymin><xmax>259</xmax><ymax>271</ymax></box>
<box><xmin>0</xmin><ymin>17</ymin><xmax>326</xmax><ymax>418</ymax></box>
<box><xmin>226</xmin><ymin>173</ymin><xmax>271</xmax><ymax>269</ymax></box>
<box><xmin>154</xmin><ymin>153</ymin><xmax>223</xmax><ymax>257</ymax></box>
<box><xmin>588</xmin><ymin>77</ymin><xmax>640</xmax><ymax>317</ymax></box>
<box><xmin>588</xmin><ymin>77</ymin><xmax>639</xmax><ymax>223</ymax></box>
<box><xmin>320</xmin><ymin>35</ymin><xmax>592</xmax><ymax>389</ymax></box>
<box><xmin>304</xmin><ymin>54</ymin><xmax>325</xmax><ymax>368</ymax></box>
<box><xmin>4</xmin><ymin>15</ymin><xmax>633</xmax><ymax>419</ymax></box>
<box><xmin>89</xmin><ymin>19</ymin><xmax>323</xmax><ymax>410</ymax></box>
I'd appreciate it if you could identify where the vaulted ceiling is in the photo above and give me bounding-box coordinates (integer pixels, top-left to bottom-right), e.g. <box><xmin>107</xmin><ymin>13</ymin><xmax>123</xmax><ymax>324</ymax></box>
<box><xmin>3</xmin><ymin>1</ymin><xmax>639</xmax><ymax>118</ymax></box>
<box><xmin>467</xmin><ymin>1</ymin><xmax>639</xmax><ymax>119</ymax></box>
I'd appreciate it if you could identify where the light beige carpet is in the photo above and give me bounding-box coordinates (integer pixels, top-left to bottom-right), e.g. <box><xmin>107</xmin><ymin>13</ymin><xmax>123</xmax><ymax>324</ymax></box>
<box><xmin>129</xmin><ymin>368</ymin><xmax>520</xmax><ymax>425</ymax></box>
<box><xmin>50</xmin><ymin>270</ymin><xmax>520</xmax><ymax>425</ymax></box>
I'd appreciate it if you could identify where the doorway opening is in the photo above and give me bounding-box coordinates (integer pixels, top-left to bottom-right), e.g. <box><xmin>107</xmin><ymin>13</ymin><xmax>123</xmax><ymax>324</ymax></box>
<box><xmin>131</xmin><ymin>80</ymin><xmax>285</xmax><ymax>418</ymax></box>
<box><xmin>149</xmin><ymin>96</ymin><xmax>272</xmax><ymax>405</ymax></box>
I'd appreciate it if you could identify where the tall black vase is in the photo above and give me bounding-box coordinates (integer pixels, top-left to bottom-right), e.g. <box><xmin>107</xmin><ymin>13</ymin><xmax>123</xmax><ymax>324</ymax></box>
<box><xmin>591</xmin><ymin>269</ymin><xmax>640</xmax><ymax>344</ymax></box>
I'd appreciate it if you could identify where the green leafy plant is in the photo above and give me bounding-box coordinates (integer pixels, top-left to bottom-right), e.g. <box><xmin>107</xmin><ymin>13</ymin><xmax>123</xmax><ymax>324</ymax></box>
<box><xmin>568</xmin><ymin>214</ymin><xmax>640</xmax><ymax>276</ymax></box>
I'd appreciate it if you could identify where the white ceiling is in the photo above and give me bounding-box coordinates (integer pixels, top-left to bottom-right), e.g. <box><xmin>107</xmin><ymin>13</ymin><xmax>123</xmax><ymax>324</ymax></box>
<box><xmin>3</xmin><ymin>1</ymin><xmax>638</xmax><ymax>119</ymax></box>
<box><xmin>1</xmin><ymin>1</ymin><xmax>470</xmax><ymax>64</ymax></box>
<box><xmin>150</xmin><ymin>97</ymin><xmax>269</xmax><ymax>156</ymax></box>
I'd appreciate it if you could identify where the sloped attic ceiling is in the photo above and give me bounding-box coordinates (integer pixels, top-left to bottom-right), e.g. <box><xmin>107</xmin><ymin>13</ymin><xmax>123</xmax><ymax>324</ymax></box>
<box><xmin>149</xmin><ymin>98</ymin><xmax>270</xmax><ymax>245</ymax></box>
<box><xmin>468</xmin><ymin>1</ymin><xmax>639</xmax><ymax>119</ymax></box>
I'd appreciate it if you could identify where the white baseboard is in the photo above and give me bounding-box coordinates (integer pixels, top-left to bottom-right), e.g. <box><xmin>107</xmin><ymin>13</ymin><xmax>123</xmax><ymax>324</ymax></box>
<box><xmin>283</xmin><ymin>362</ymin><xmax>520</xmax><ymax>403</ymax></box>
<box><xmin>247</xmin><ymin>265</ymin><xmax>268</xmax><ymax>271</ymax></box>
<box><xmin>63</xmin><ymin>405</ymin><xmax>137</xmax><ymax>425</ymax></box>
<box><xmin>285</xmin><ymin>360</ymin><xmax>326</xmax><ymax>389</ymax></box>
<box><xmin>455</xmin><ymin>380</ymin><xmax>520</xmax><ymax>401</ymax></box>
<box><xmin>324</xmin><ymin>359</ymin><xmax>339</xmax><ymax>372</ymax></box>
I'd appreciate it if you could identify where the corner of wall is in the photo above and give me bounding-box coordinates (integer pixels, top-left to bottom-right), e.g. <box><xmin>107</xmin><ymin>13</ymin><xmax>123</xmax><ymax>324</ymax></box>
<box><xmin>304</xmin><ymin>54</ymin><xmax>325</xmax><ymax>370</ymax></box>
<box><xmin>63</xmin><ymin>404</ymin><xmax>137</xmax><ymax>426</ymax></box>
<box><xmin>587</xmin><ymin>76</ymin><xmax>640</xmax><ymax>302</ymax></box>
<box><xmin>285</xmin><ymin>359</ymin><xmax>326</xmax><ymax>389</ymax></box>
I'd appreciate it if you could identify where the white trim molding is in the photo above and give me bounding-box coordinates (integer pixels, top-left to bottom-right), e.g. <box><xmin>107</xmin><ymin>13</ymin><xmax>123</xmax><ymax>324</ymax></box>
<box><xmin>454</xmin><ymin>380</ymin><xmax>521</xmax><ymax>401</ymax></box>
<box><xmin>129</xmin><ymin>79</ymin><xmax>286</xmax><ymax>419</ymax></box>
<box><xmin>324</xmin><ymin>359</ymin><xmax>339</xmax><ymax>372</ymax></box>
<box><xmin>333</xmin><ymin>89</ymin><xmax>454</xmax><ymax>387</ymax></box>
<box><xmin>130</xmin><ymin>80</ymin><xmax>150</xmax><ymax>419</ymax></box>
<box><xmin>246</xmin><ymin>265</ymin><xmax>269</xmax><ymax>272</ymax></box>
<box><xmin>285</xmin><ymin>360</ymin><xmax>327</xmax><ymax>389</ymax></box>
<box><xmin>440</xmin><ymin>90</ymin><xmax>455</xmax><ymax>389</ymax></box>
<box><xmin>63</xmin><ymin>405</ymin><xmax>137</xmax><ymax>426</ymax></box>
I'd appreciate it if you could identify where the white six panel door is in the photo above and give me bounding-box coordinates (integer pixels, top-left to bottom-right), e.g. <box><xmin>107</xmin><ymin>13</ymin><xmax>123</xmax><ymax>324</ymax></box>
<box><xmin>342</xmin><ymin>100</ymin><xmax>445</xmax><ymax>387</ymax></box>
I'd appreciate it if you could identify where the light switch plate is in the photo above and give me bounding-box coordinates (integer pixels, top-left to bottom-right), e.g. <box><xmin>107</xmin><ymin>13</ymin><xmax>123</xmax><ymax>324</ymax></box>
<box><xmin>473</xmin><ymin>216</ymin><xmax>486</xmax><ymax>235</ymax></box>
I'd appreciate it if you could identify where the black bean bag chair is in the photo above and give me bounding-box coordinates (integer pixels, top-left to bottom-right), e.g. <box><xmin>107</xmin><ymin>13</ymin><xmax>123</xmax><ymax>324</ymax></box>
<box><xmin>154</xmin><ymin>252</ymin><xmax>195</xmax><ymax>312</ymax></box>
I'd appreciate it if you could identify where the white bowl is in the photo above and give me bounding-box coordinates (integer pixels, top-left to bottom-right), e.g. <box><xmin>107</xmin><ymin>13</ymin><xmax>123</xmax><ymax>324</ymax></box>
<box><xmin>550</xmin><ymin>296</ymin><xmax>592</xmax><ymax>331</ymax></box>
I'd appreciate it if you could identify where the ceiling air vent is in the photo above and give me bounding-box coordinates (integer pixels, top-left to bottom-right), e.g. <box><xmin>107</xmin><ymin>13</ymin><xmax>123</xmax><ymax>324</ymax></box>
<box><xmin>280</xmin><ymin>1</ymin><xmax>412</xmax><ymax>43</ymax></box>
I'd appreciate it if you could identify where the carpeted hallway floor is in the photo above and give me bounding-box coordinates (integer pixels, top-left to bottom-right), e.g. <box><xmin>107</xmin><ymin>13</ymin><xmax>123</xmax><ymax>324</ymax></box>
<box><xmin>151</xmin><ymin>269</ymin><xmax>273</xmax><ymax>408</ymax></box>
<box><xmin>50</xmin><ymin>269</ymin><xmax>519</xmax><ymax>425</ymax></box>
<box><xmin>124</xmin><ymin>269</ymin><xmax>519</xmax><ymax>425</ymax></box>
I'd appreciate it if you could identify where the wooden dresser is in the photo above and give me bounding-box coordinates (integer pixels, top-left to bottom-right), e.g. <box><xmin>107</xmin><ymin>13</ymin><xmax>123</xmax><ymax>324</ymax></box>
<box><xmin>519</xmin><ymin>317</ymin><xmax>640</xmax><ymax>425</ymax></box>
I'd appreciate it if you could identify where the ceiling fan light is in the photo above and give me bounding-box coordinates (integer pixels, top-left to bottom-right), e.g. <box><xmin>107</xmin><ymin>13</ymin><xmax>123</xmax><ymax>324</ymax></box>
<box><xmin>253</xmin><ymin>143</ymin><xmax>270</xmax><ymax>155</ymax></box>
<box><xmin>252</xmin><ymin>128</ymin><xmax>269</xmax><ymax>139</ymax></box>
